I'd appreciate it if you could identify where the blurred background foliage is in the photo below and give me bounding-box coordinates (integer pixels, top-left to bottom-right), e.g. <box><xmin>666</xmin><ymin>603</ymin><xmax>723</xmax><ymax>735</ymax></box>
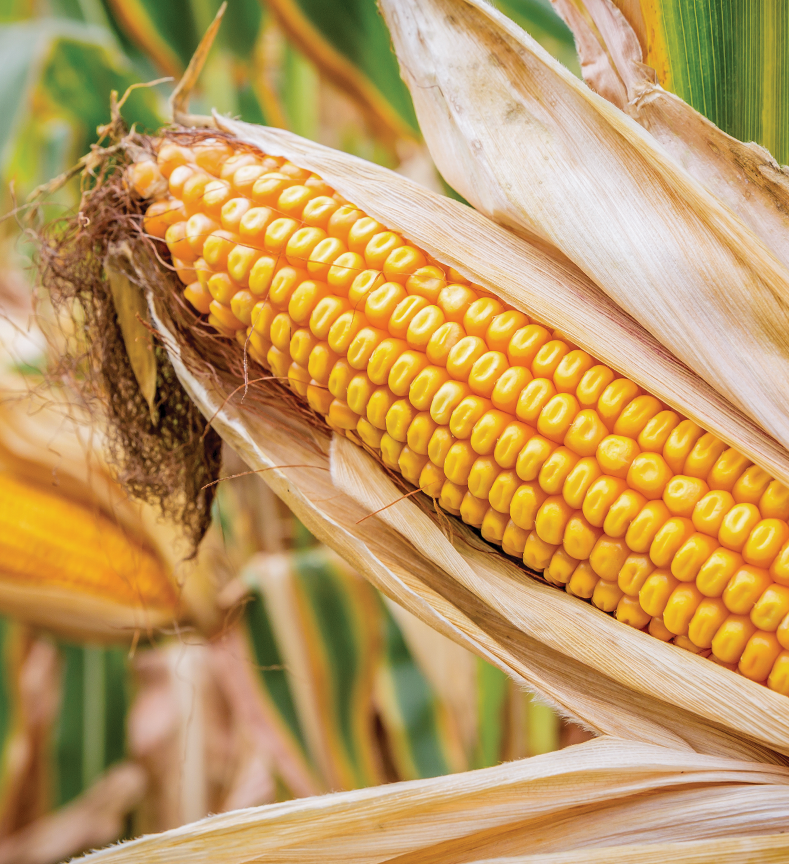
<box><xmin>0</xmin><ymin>0</ymin><xmax>585</xmax><ymax>861</ymax></box>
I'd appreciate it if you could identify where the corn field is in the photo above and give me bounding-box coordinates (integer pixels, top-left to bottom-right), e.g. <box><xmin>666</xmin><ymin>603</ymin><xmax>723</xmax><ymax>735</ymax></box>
<box><xmin>2</xmin><ymin>0</ymin><xmax>789</xmax><ymax>862</ymax></box>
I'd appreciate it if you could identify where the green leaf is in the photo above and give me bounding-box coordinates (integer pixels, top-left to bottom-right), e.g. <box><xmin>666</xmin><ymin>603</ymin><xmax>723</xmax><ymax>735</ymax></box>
<box><xmin>473</xmin><ymin>658</ymin><xmax>508</xmax><ymax>769</ymax></box>
<box><xmin>642</xmin><ymin>0</ymin><xmax>789</xmax><ymax>164</ymax></box>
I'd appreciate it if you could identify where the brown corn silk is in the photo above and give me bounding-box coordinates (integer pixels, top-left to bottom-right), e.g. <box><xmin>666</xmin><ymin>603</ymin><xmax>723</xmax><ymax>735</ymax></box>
<box><xmin>109</xmin><ymin>118</ymin><xmax>789</xmax><ymax>763</ymax></box>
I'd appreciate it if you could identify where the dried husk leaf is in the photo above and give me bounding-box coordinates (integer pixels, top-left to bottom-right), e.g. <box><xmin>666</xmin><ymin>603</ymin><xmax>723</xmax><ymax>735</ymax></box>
<box><xmin>215</xmin><ymin>117</ymin><xmax>789</xmax><ymax>491</ymax></box>
<box><xmin>551</xmin><ymin>0</ymin><xmax>789</xmax><ymax>273</ymax></box>
<box><xmin>71</xmin><ymin>737</ymin><xmax>789</xmax><ymax>863</ymax></box>
<box><xmin>378</xmin><ymin>0</ymin><xmax>789</xmax><ymax>451</ymax></box>
<box><xmin>142</xmin><ymin>288</ymin><xmax>789</xmax><ymax>763</ymax></box>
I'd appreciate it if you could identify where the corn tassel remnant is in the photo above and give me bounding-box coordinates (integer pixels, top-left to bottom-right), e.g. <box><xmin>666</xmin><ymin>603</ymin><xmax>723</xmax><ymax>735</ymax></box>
<box><xmin>129</xmin><ymin>138</ymin><xmax>789</xmax><ymax>695</ymax></box>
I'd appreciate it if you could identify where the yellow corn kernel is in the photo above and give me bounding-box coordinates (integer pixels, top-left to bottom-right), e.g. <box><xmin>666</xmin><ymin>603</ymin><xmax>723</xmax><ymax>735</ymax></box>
<box><xmin>510</xmin><ymin>482</ymin><xmax>548</xmax><ymax>531</ymax></box>
<box><xmin>366</xmin><ymin>387</ymin><xmax>398</xmax><ymax>430</ymax></box>
<box><xmin>289</xmin><ymin>327</ymin><xmax>318</xmax><ymax>366</ymax></box>
<box><xmin>185</xmin><ymin>279</ymin><xmax>213</xmax><ymax>316</ymax></box>
<box><xmin>185</xmin><ymin>213</ymin><xmax>219</xmax><ymax>257</ymax></box>
<box><xmin>356</xmin><ymin>417</ymin><xmax>384</xmax><ymax>449</ymax></box>
<box><xmin>327</xmin><ymin>204</ymin><xmax>363</xmax><ymax>242</ymax></box>
<box><xmin>486</xmin><ymin>310</ymin><xmax>529</xmax><ymax>353</ymax></box>
<box><xmin>289</xmin><ymin>280</ymin><xmax>331</xmax><ymax>325</ymax></box>
<box><xmin>256</xmin><ymin>258</ymin><xmax>290</xmax><ymax>302</ymax></box>
<box><xmin>428</xmin><ymin>428</ymin><xmax>454</xmax><ymax>468</ymax></box>
<box><xmin>649</xmin><ymin>617</ymin><xmax>674</xmax><ymax>641</ymax></box>
<box><xmin>446</xmin><ymin>337</ymin><xmax>487</xmax><ymax>382</ymax></box>
<box><xmin>450</xmin><ymin>396</ymin><xmax>492</xmax><ymax>440</ymax></box>
<box><xmin>307</xmin><ymin>342</ymin><xmax>338</xmax><ymax>385</ymax></box>
<box><xmin>246</xmin><ymin>327</ymin><xmax>270</xmax><ymax>362</ymax></box>
<box><xmin>469</xmin><ymin>410</ymin><xmax>509</xmax><ymax>456</ymax></box>
<box><xmin>385</xmin><ymin>399</ymin><xmax>417</xmax><ymax>442</ymax></box>
<box><xmin>760</xmin><ymin>482</ymin><xmax>789</xmax><ymax>520</ymax></box>
<box><xmin>430</xmin><ymin>380</ymin><xmax>471</xmax><ymax>424</ymax></box>
<box><xmin>538</xmin><ymin>448</ymin><xmax>580</xmax><ymax>495</ymax></box>
<box><xmin>165</xmin><ymin>221</ymin><xmax>196</xmax><ymax>263</ymax></box>
<box><xmin>439</xmin><ymin>480</ymin><xmax>465</xmax><ymax>514</ymax></box>
<box><xmin>742</xmin><ymin>519</ymin><xmax>789</xmax><ymax>568</ymax></box>
<box><xmin>328</xmin><ymin>310</ymin><xmax>367</xmax><ymax>356</ymax></box>
<box><xmin>537</xmin><ymin>394</ymin><xmax>579</xmax><ymax>444</ymax></box>
<box><xmin>444</xmin><ymin>441</ymin><xmax>477</xmax><ymax>485</ymax></box>
<box><xmin>561</xmin><ymin>513</ymin><xmax>602</xmax><ymax>561</ymax></box>
<box><xmin>406</xmin><ymin>266</ymin><xmax>446</xmax><ymax>302</ymax></box>
<box><xmin>238</xmin><ymin>205</ymin><xmax>274</xmax><ymax>242</ymax></box>
<box><xmin>286</xmin><ymin>226</ymin><xmax>327</xmax><ymax>269</ymax></box>
<box><xmin>515</xmin><ymin>379</ymin><xmax>556</xmax><ymax>425</ymax></box>
<box><xmin>302</xmin><ymin>195</ymin><xmax>340</xmax><ymax>229</ymax></box>
<box><xmin>779</xmin><ymin>614</ymin><xmax>789</xmax><ymax>650</ymax></box>
<box><xmin>531</xmin><ymin>340</ymin><xmax>569</xmax><ymax>379</ymax></box>
<box><xmin>248</xmin><ymin>254</ymin><xmax>278</xmax><ymax>298</ymax></box>
<box><xmin>739</xmin><ymin>632</ymin><xmax>782</xmax><ymax>682</ymax></box>
<box><xmin>751</xmin><ymin>584</ymin><xmax>789</xmax><ymax>631</ymax></box>
<box><xmin>347</xmin><ymin>216</ymin><xmax>383</xmax><ymax>254</ymax></box>
<box><xmin>566</xmin><ymin>562</ymin><xmax>599</xmax><ymax>599</ymax></box>
<box><xmin>718</xmin><ymin>503</ymin><xmax>761</xmax><ymax>552</ymax></box>
<box><xmin>582</xmin><ymin>476</ymin><xmax>629</xmax><ymax>527</ymax></box>
<box><xmin>770</xmin><ymin>542</ymin><xmax>789</xmax><ymax>586</ymax></box>
<box><xmin>227</xmin><ymin>244</ymin><xmax>262</xmax><ymax>288</ymax></box>
<box><xmin>365</xmin><ymin>231</ymin><xmax>403</xmax><ymax>270</ymax></box>
<box><xmin>523</xmin><ymin>532</ymin><xmax>558</xmax><ymax>571</ymax></box>
<box><xmin>663</xmin><ymin>583</ymin><xmax>703</xmax><ymax>635</ymax></box>
<box><xmin>363</xmin><ymin>282</ymin><xmax>406</xmax><ymax>330</ymax></box>
<box><xmin>516</xmin><ymin>436</ymin><xmax>557</xmax><ymax>482</ymax></box>
<box><xmin>346</xmin><ymin>373</ymin><xmax>375</xmax><ymax>416</ymax></box>
<box><xmin>683</xmin><ymin>433</ymin><xmax>728</xmax><ymax>479</ymax></box>
<box><xmin>696</xmin><ymin>548</ymin><xmax>743</xmax><ymax>597</ymax></box>
<box><xmin>616</xmin><ymin>595</ymin><xmax>651</xmax><ymax>629</ymax></box>
<box><xmin>674</xmin><ymin>635</ymin><xmax>703</xmax><ymax>653</ymax></box>
<box><xmin>481</xmin><ymin>508</ymin><xmax>510</xmax><ymax>545</ymax></box>
<box><xmin>367</xmin><ymin>338</ymin><xmax>408</xmax><ymax>385</ymax></box>
<box><xmin>544</xmin><ymin>548</ymin><xmax>578</xmax><ymax>585</ymax></box>
<box><xmin>438</xmin><ymin>284</ymin><xmax>478</xmax><ymax>323</ymax></box>
<box><xmin>589</xmin><ymin>536</ymin><xmax>630</xmax><ymax>581</ymax></box>
<box><xmin>145</xmin><ymin>199</ymin><xmax>185</xmax><ymax>239</ymax></box>
<box><xmin>328</xmin><ymin>398</ymin><xmax>359</xmax><ymax>430</ymax></box>
<box><xmin>692</xmin><ymin>490</ymin><xmax>735</xmax><ymax>537</ymax></box>
<box><xmin>603</xmin><ymin>489</ymin><xmax>647</xmax><ymax>538</ymax></box>
<box><xmin>252</xmin><ymin>300</ymin><xmax>276</xmax><ymax>335</ymax></box>
<box><xmin>269</xmin><ymin>312</ymin><xmax>295</xmax><ymax>351</ymax></box>
<box><xmin>723</xmin><ymin>565</ymin><xmax>772</xmax><ymax>615</ymax></box>
<box><xmin>307</xmin><ymin>237</ymin><xmax>347</xmax><ymax>280</ymax></box>
<box><xmin>407</xmin><ymin>366</ymin><xmax>449</xmax><ymax>412</ymax></box>
<box><xmin>708</xmin><ymin>448</ymin><xmax>751</xmax><ymax>491</ymax></box>
<box><xmin>574</xmin><ymin>365</ymin><xmax>614</xmax><ymax>408</ymax></box>
<box><xmin>663</xmin><ymin>475</ymin><xmax>710</xmax><ymax>518</ymax></box>
<box><xmin>639</xmin><ymin>569</ymin><xmax>679</xmax><ymax>616</ymax></box>
<box><xmin>507</xmin><ymin>325</ymin><xmax>551</xmax><ymax>368</ymax></box>
<box><xmin>535</xmin><ymin>496</ymin><xmax>575</xmax><ymax>545</ymax></box>
<box><xmin>613</xmin><ymin>395</ymin><xmax>662</xmax><ymax>438</ymax></box>
<box><xmin>287</xmin><ymin>362</ymin><xmax>310</xmax><ymax>397</ymax></box>
<box><xmin>561</xmin><ymin>408</ymin><xmax>607</xmax><ymax>458</ymax></box>
<box><xmin>618</xmin><ymin>554</ymin><xmax>655</xmax><ymax>595</ymax></box>
<box><xmin>345</xmin><ymin>326</ymin><xmax>385</xmax><ymax>370</ymax></box>
<box><xmin>463</xmin><ymin>297</ymin><xmax>503</xmax><ymax>339</ymax></box>
<box><xmin>388</xmin><ymin>295</ymin><xmax>429</xmax><ymax>339</ymax></box>
<box><xmin>598</xmin><ymin>379</ymin><xmax>641</xmax><ymax>429</ymax></box>
<box><xmin>502</xmin><ymin>520</ymin><xmax>529</xmax><ymax>558</ymax></box>
<box><xmin>406</xmin><ymin>305</ymin><xmax>446</xmax><ymax>352</ymax></box>
<box><xmin>592</xmin><ymin>579</ymin><xmax>624</xmax><ymax>612</ymax></box>
<box><xmin>383</xmin><ymin>246</ymin><xmax>427</xmax><ymax>284</ymax></box>
<box><xmin>406</xmin><ymin>413</ymin><xmax>438</xmax><ymax>455</ymax></box>
<box><xmin>711</xmin><ymin>615</ymin><xmax>756</xmax><ymax>663</ymax></box>
<box><xmin>488</xmin><ymin>471</ymin><xmax>521</xmax><ymax>513</ymax></box>
<box><xmin>328</xmin><ymin>358</ymin><xmax>355</xmax><ymax>401</ymax></box>
<box><xmin>460</xmin><ymin>491</ymin><xmax>489</xmax><ymax>528</ymax></box>
<box><xmin>597</xmin><ymin>436</ymin><xmax>641</xmax><ymax>479</ymax></box>
<box><xmin>468</xmin><ymin>457</ymin><xmax>500</xmax><ymax>500</ymax></box>
<box><xmin>626</xmin><ymin>500</ymin><xmax>671</xmax><ymax>553</ymax></box>
<box><xmin>733</xmin><ymin>465</ymin><xmax>773</xmax><ymax>505</ymax></box>
<box><xmin>310</xmin><ymin>296</ymin><xmax>350</xmax><ymax>340</ymax></box>
<box><xmin>230</xmin><ymin>164</ymin><xmax>267</xmax><ymax>196</ymax></box>
<box><xmin>468</xmin><ymin>352</ymin><xmax>508</xmax><ymax>398</ymax></box>
<box><xmin>327</xmin><ymin>253</ymin><xmax>366</xmax><ymax>296</ymax></box>
<box><xmin>219</xmin><ymin>195</ymin><xmax>253</xmax><ymax>233</ymax></box>
<box><xmin>553</xmin><ymin>350</ymin><xmax>594</xmax><ymax>394</ymax></box>
<box><xmin>637</xmin><ymin>410</ymin><xmax>681</xmax><ymax>453</ymax></box>
<box><xmin>562</xmin><ymin>457</ymin><xmax>603</xmax><ymax>509</ymax></box>
<box><xmin>418</xmin><ymin>462</ymin><xmax>445</xmax><ymax>498</ymax></box>
<box><xmin>650</xmin><ymin>517</ymin><xmax>694</xmax><ymax>568</ymax></box>
<box><xmin>209</xmin><ymin>301</ymin><xmax>244</xmax><ymax>332</ymax></box>
<box><xmin>670</xmin><ymin>532</ymin><xmax>719</xmax><ymax>583</ymax></box>
<box><xmin>624</xmin><ymin>454</ymin><xmax>670</xmax><ymax>503</ymax></box>
<box><xmin>494</xmin><ymin>422</ymin><xmax>534</xmax><ymax>470</ymax></box>
<box><xmin>399</xmin><ymin>446</ymin><xmax>429</xmax><ymax>485</ymax></box>
<box><xmin>426</xmin><ymin>322</ymin><xmax>465</xmax><ymax>367</ymax></box>
<box><xmin>663</xmin><ymin>420</ymin><xmax>704</xmax><ymax>474</ymax></box>
<box><xmin>388</xmin><ymin>350</ymin><xmax>429</xmax><ymax>397</ymax></box>
<box><xmin>207</xmin><ymin>272</ymin><xmax>238</xmax><ymax>305</ymax></box>
<box><xmin>265</xmin><ymin>217</ymin><xmax>301</xmax><ymax>255</ymax></box>
<box><xmin>769</xmin><ymin>651</ymin><xmax>789</xmax><ymax>694</ymax></box>
<box><xmin>687</xmin><ymin>598</ymin><xmax>728</xmax><ymax>649</ymax></box>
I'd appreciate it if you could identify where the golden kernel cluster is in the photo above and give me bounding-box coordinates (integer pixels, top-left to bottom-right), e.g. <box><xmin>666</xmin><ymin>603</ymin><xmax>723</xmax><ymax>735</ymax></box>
<box><xmin>131</xmin><ymin>139</ymin><xmax>789</xmax><ymax>695</ymax></box>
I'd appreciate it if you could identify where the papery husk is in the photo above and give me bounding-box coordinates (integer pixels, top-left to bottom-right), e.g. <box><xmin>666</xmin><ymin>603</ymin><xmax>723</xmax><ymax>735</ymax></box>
<box><xmin>550</xmin><ymin>0</ymin><xmax>789</xmax><ymax>272</ymax></box>
<box><xmin>214</xmin><ymin>117</ymin><xmax>789</xmax><ymax>491</ymax></box>
<box><xmin>71</xmin><ymin>738</ymin><xmax>789</xmax><ymax>862</ymax></box>
<box><xmin>137</xmin><ymin>280</ymin><xmax>789</xmax><ymax>764</ymax></box>
<box><xmin>378</xmin><ymin>0</ymin><xmax>789</xmax><ymax>451</ymax></box>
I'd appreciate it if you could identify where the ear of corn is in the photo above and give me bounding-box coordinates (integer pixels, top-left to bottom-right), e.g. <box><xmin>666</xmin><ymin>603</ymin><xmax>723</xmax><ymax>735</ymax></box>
<box><xmin>128</xmin><ymin>138</ymin><xmax>789</xmax><ymax>697</ymax></box>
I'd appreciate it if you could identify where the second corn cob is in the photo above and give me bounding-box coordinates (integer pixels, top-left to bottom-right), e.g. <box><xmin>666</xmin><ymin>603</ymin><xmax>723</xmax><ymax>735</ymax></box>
<box><xmin>129</xmin><ymin>137</ymin><xmax>789</xmax><ymax>696</ymax></box>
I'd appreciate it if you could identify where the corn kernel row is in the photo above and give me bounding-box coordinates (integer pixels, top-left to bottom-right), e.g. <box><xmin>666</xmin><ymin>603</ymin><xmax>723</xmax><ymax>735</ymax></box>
<box><xmin>131</xmin><ymin>138</ymin><xmax>789</xmax><ymax>695</ymax></box>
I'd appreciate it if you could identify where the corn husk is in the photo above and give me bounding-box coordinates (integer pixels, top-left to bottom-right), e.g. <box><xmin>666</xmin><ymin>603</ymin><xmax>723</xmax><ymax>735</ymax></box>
<box><xmin>71</xmin><ymin>737</ymin><xmax>789</xmax><ymax>862</ymax></box>
<box><xmin>378</xmin><ymin>0</ymin><xmax>789</xmax><ymax>452</ymax></box>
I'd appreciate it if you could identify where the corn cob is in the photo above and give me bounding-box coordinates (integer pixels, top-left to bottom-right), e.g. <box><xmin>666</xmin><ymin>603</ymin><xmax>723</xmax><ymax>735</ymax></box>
<box><xmin>130</xmin><ymin>138</ymin><xmax>789</xmax><ymax>695</ymax></box>
<box><xmin>0</xmin><ymin>473</ymin><xmax>176</xmax><ymax>610</ymax></box>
